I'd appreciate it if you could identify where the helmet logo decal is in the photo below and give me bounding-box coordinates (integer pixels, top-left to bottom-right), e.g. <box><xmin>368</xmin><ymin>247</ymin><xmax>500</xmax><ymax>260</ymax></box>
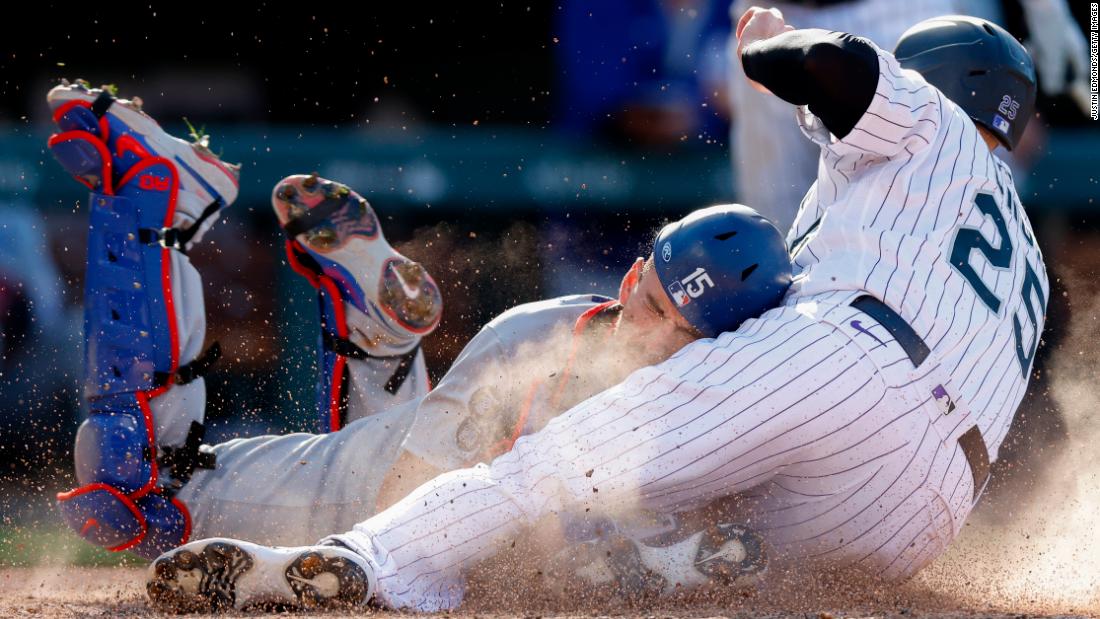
<box><xmin>997</xmin><ymin>95</ymin><xmax>1019</xmax><ymax>120</ymax></box>
<box><xmin>662</xmin><ymin>241</ymin><xmax>672</xmax><ymax>263</ymax></box>
<box><xmin>669</xmin><ymin>267</ymin><xmax>715</xmax><ymax>307</ymax></box>
<box><xmin>991</xmin><ymin>114</ymin><xmax>1010</xmax><ymax>134</ymax></box>
<box><xmin>668</xmin><ymin>280</ymin><xmax>691</xmax><ymax>306</ymax></box>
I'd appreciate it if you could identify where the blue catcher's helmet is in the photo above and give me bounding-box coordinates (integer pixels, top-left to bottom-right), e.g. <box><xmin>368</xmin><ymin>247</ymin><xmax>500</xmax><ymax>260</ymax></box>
<box><xmin>894</xmin><ymin>15</ymin><xmax>1036</xmax><ymax>151</ymax></box>
<box><xmin>653</xmin><ymin>205</ymin><xmax>792</xmax><ymax>338</ymax></box>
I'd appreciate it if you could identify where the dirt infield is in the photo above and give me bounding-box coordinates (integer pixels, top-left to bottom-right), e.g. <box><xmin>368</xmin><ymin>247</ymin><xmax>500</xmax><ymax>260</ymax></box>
<box><xmin>3</xmin><ymin>482</ymin><xmax>1099</xmax><ymax>618</ymax></box>
<box><xmin>0</xmin><ymin>562</ymin><xmax>1091</xmax><ymax>615</ymax></box>
<box><xmin>2</xmin><ymin>265</ymin><xmax>1096</xmax><ymax>619</ymax></box>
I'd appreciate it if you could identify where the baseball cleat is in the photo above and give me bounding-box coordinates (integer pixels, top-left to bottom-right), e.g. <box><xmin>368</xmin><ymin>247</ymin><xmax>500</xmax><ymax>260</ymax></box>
<box><xmin>673</xmin><ymin>522</ymin><xmax>768</xmax><ymax>588</ymax></box>
<box><xmin>47</xmin><ymin>79</ymin><xmax>240</xmax><ymax>244</ymax></box>
<box><xmin>560</xmin><ymin>517</ymin><xmax>767</xmax><ymax>597</ymax></box>
<box><xmin>147</xmin><ymin>538</ymin><xmax>375</xmax><ymax>612</ymax></box>
<box><xmin>272</xmin><ymin>173</ymin><xmax>443</xmax><ymax>350</ymax></box>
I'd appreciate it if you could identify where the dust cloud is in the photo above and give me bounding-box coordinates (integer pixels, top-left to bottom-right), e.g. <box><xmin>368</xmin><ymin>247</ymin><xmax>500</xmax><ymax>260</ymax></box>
<box><xmin>916</xmin><ymin>273</ymin><xmax>1100</xmax><ymax>616</ymax></box>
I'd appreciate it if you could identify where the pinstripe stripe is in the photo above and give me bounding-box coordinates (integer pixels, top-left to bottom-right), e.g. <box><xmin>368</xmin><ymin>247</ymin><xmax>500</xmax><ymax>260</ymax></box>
<box><xmin>384</xmin><ymin>499</ymin><xmax>516</xmax><ymax>574</ymax></box>
<box><xmin>906</xmin><ymin>92</ymin><xmax>952</xmax><ymax>236</ymax></box>
<box><xmin>875</xmin><ymin>500</ymin><xmax>949</xmax><ymax>576</ymax></box>
<box><xmin>561</xmin><ymin>319</ymin><xmax>817</xmax><ymax>453</ymax></box>
<box><xmin>585</xmin><ymin>331</ymin><xmax>843</xmax><ymax>479</ymax></box>
<box><xmin>987</xmin><ymin>376</ymin><xmax>1028</xmax><ymax>452</ymax></box>
<box><xmin>338</xmin><ymin>41</ymin><xmax>1047</xmax><ymax>610</ymax></box>
<box><xmin>762</xmin><ymin>464</ymin><xmax>888</xmax><ymax>532</ymax></box>
<box><xmin>770</xmin><ymin>479</ymin><xmax>837</xmax><ymax>499</ymax></box>
<box><xmin>637</xmin><ymin>365</ymin><xmax>877</xmax><ymax>499</ymax></box>
<box><xmin>803</xmin><ymin>422</ymin><xmax>936</xmax><ymax>552</ymax></box>
<box><xmin>869</xmin><ymin>146</ymin><xmax>917</xmax><ymax>228</ymax></box>
<box><xmin>861</xmin><ymin>498</ymin><xmax>935</xmax><ymax>564</ymax></box>
<box><xmin>389</xmin><ymin>512</ymin><xmax>521</xmax><ymax>593</ymax></box>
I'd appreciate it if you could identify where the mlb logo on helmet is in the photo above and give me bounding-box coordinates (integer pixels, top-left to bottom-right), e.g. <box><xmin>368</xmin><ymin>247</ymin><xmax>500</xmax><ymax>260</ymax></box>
<box><xmin>991</xmin><ymin>114</ymin><xmax>1010</xmax><ymax>134</ymax></box>
<box><xmin>667</xmin><ymin>280</ymin><xmax>691</xmax><ymax>307</ymax></box>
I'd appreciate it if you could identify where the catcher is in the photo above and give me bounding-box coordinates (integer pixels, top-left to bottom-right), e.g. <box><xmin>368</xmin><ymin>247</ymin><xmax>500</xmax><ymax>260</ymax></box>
<box><xmin>47</xmin><ymin>79</ymin><xmax>792</xmax><ymax>595</ymax></box>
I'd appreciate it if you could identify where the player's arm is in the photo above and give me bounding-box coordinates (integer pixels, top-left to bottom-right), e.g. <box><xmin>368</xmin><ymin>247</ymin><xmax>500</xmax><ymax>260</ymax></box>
<box><xmin>375</xmin><ymin>319</ymin><xmax>519</xmax><ymax>512</ymax></box>
<box><xmin>740</xmin><ymin>28</ymin><xmax>878</xmax><ymax>139</ymax></box>
<box><xmin>736</xmin><ymin>7</ymin><xmax>940</xmax><ymax>157</ymax></box>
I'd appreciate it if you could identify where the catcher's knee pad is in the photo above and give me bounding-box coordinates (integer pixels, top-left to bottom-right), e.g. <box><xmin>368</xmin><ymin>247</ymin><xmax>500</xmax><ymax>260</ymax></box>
<box><xmin>50</xmin><ymin>100</ymin><xmax>220</xmax><ymax>559</ymax></box>
<box><xmin>57</xmin><ymin>395</ymin><xmax>212</xmax><ymax>558</ymax></box>
<box><xmin>57</xmin><ymin>467</ymin><xmax>190</xmax><ymax>556</ymax></box>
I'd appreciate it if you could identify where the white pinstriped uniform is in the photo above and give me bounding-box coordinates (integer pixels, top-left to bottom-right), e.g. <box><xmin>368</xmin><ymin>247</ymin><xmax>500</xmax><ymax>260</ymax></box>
<box><xmin>330</xmin><ymin>42</ymin><xmax>1048</xmax><ymax>611</ymax></box>
<box><xmin>728</xmin><ymin>0</ymin><xmax>999</xmax><ymax>233</ymax></box>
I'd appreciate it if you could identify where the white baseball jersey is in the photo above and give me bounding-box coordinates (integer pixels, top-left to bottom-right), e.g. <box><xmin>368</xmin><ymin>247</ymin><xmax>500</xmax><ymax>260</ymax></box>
<box><xmin>329</xmin><ymin>41</ymin><xmax>1048</xmax><ymax>611</ymax></box>
<box><xmin>178</xmin><ymin>295</ymin><xmax>607</xmax><ymax>545</ymax></box>
<box><xmin>728</xmin><ymin>0</ymin><xmax>998</xmax><ymax>233</ymax></box>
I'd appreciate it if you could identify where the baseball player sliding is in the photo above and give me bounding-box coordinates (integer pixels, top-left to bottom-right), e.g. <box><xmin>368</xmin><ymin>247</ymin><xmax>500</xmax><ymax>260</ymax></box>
<box><xmin>52</xmin><ymin>6</ymin><xmax>1047</xmax><ymax>612</ymax></box>
<box><xmin>46</xmin><ymin>78</ymin><xmax>792</xmax><ymax>607</ymax></box>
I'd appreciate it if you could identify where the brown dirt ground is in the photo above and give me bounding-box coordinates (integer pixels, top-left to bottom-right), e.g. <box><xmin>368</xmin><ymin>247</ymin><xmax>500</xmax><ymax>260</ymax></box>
<box><xmin>0</xmin><ymin>559</ymin><xmax>1094</xmax><ymax>619</ymax></box>
<box><xmin>0</xmin><ymin>567</ymin><xmax>1091</xmax><ymax>615</ymax></box>
<box><xmin>3</xmin><ymin>240</ymin><xmax>1096</xmax><ymax>619</ymax></box>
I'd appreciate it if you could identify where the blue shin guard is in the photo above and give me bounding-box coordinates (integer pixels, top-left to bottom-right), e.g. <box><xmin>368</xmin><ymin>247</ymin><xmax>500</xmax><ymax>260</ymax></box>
<box><xmin>285</xmin><ymin>240</ymin><xmax>357</xmax><ymax>433</ymax></box>
<box><xmin>284</xmin><ymin>240</ymin><xmax>423</xmax><ymax>433</ymax></box>
<box><xmin>51</xmin><ymin>117</ymin><xmax>213</xmax><ymax>559</ymax></box>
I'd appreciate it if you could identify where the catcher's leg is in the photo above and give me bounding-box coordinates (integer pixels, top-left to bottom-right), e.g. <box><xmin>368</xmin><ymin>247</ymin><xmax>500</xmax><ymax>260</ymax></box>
<box><xmin>173</xmin><ymin>398</ymin><xmax>420</xmax><ymax>546</ymax></box>
<box><xmin>272</xmin><ymin>174</ymin><xmax>441</xmax><ymax>431</ymax></box>
<box><xmin>48</xmin><ymin>80</ymin><xmax>239</xmax><ymax>559</ymax></box>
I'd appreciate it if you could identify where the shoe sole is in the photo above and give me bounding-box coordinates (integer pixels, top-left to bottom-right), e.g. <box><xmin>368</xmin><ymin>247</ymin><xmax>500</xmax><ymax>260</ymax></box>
<box><xmin>273</xmin><ymin>173</ymin><xmax>443</xmax><ymax>335</ymax></box>
<box><xmin>692</xmin><ymin>523</ymin><xmax>767</xmax><ymax>586</ymax></box>
<box><xmin>47</xmin><ymin>84</ymin><xmax>240</xmax><ymax>206</ymax></box>
<box><xmin>147</xmin><ymin>540</ymin><xmax>370</xmax><ymax>611</ymax></box>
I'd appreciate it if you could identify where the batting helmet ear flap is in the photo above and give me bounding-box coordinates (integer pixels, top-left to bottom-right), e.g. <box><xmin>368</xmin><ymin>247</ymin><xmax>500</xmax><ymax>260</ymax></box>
<box><xmin>653</xmin><ymin>205</ymin><xmax>792</xmax><ymax>338</ymax></box>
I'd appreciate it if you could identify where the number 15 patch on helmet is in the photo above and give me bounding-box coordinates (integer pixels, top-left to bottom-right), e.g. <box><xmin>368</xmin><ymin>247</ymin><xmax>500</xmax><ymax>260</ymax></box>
<box><xmin>653</xmin><ymin>204</ymin><xmax>792</xmax><ymax>338</ymax></box>
<box><xmin>668</xmin><ymin>267</ymin><xmax>716</xmax><ymax>307</ymax></box>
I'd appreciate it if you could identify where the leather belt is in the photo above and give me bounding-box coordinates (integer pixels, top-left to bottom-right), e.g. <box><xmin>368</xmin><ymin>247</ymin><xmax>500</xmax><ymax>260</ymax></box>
<box><xmin>850</xmin><ymin>295</ymin><xmax>990</xmax><ymax>500</ymax></box>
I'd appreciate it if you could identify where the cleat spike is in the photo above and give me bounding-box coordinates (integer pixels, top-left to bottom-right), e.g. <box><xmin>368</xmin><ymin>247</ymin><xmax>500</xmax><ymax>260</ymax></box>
<box><xmin>277</xmin><ymin>184</ymin><xmax>297</xmax><ymax>201</ymax></box>
<box><xmin>147</xmin><ymin>538</ymin><xmax>373</xmax><ymax>612</ymax></box>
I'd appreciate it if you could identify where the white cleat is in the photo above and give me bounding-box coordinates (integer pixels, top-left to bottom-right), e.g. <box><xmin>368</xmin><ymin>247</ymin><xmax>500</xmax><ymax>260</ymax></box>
<box><xmin>558</xmin><ymin>518</ymin><xmax>766</xmax><ymax>598</ymax></box>
<box><xmin>146</xmin><ymin>538</ymin><xmax>375</xmax><ymax>612</ymax></box>
<box><xmin>47</xmin><ymin>79</ymin><xmax>241</xmax><ymax>245</ymax></box>
<box><xmin>272</xmin><ymin>173</ymin><xmax>443</xmax><ymax>353</ymax></box>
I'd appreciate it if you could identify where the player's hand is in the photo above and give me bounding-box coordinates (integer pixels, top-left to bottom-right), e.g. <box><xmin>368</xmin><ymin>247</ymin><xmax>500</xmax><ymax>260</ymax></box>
<box><xmin>736</xmin><ymin>6</ymin><xmax>794</xmax><ymax>95</ymax></box>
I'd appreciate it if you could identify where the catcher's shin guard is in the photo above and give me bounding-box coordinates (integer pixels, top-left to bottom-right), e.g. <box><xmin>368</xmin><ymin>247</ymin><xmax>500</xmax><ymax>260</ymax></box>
<box><xmin>274</xmin><ymin>174</ymin><xmax>440</xmax><ymax>432</ymax></box>
<box><xmin>49</xmin><ymin>81</ymin><xmax>235</xmax><ymax>558</ymax></box>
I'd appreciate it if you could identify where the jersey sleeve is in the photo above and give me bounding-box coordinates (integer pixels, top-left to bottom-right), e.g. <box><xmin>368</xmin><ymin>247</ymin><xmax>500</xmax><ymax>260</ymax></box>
<box><xmin>798</xmin><ymin>42</ymin><xmax>943</xmax><ymax>159</ymax></box>
<box><xmin>400</xmin><ymin>325</ymin><xmax>515</xmax><ymax>471</ymax></box>
<box><xmin>401</xmin><ymin>296</ymin><xmax>600</xmax><ymax>471</ymax></box>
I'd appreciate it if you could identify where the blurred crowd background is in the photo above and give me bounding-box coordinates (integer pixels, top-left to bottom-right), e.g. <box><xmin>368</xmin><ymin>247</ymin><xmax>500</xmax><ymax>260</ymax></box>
<box><xmin>0</xmin><ymin>2</ymin><xmax>1095</xmax><ymax>555</ymax></box>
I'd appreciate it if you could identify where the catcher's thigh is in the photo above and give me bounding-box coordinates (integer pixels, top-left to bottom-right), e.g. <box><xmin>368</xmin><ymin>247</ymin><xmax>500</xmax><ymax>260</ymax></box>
<box><xmin>178</xmin><ymin>398</ymin><xmax>419</xmax><ymax>545</ymax></box>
